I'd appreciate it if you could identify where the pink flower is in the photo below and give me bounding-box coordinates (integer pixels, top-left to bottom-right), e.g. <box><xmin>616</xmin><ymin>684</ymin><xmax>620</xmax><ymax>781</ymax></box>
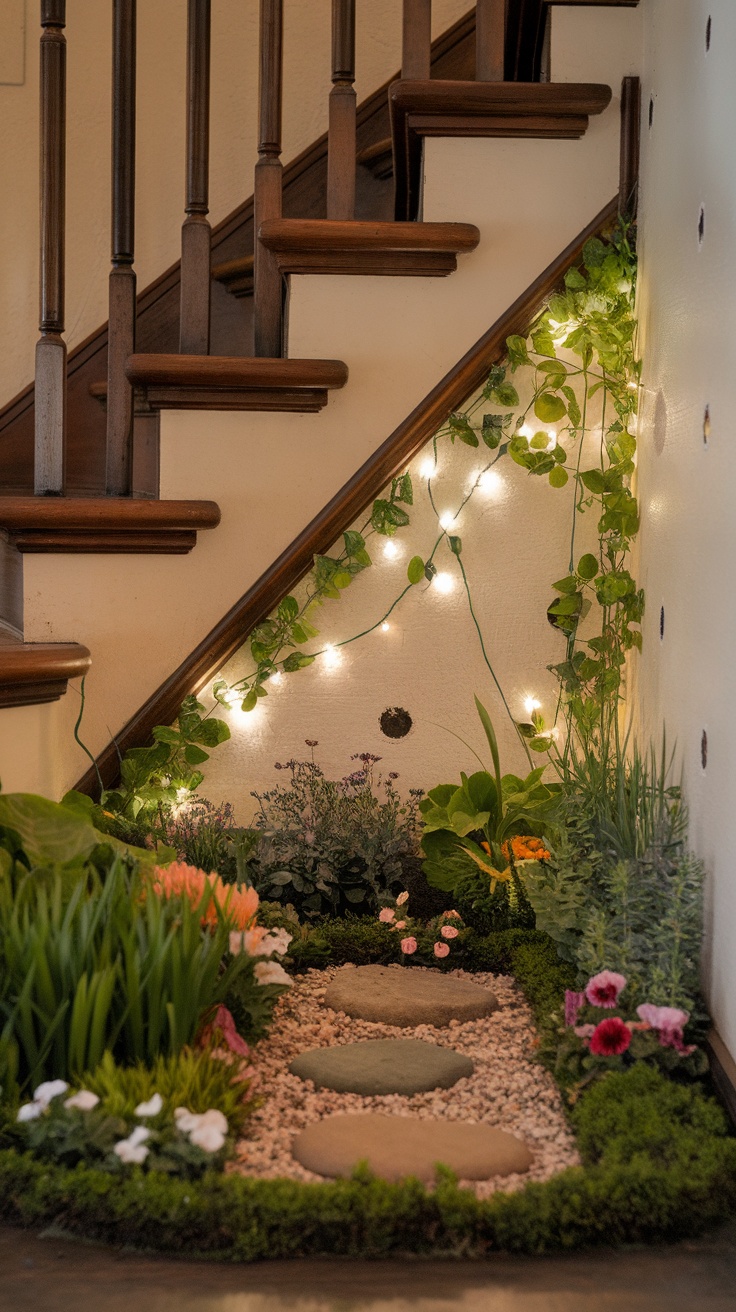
<box><xmin>443</xmin><ymin>910</ymin><xmax>461</xmax><ymax>920</ymax></box>
<box><xmin>574</xmin><ymin>1024</ymin><xmax>595</xmax><ymax>1039</ymax></box>
<box><xmin>378</xmin><ymin>907</ymin><xmax>395</xmax><ymax>923</ymax></box>
<box><xmin>565</xmin><ymin>990</ymin><xmax>586</xmax><ymax>1027</ymax></box>
<box><xmin>198</xmin><ymin>1005</ymin><xmax>250</xmax><ymax>1058</ymax></box>
<box><xmin>588</xmin><ymin>1017</ymin><xmax>632</xmax><ymax>1056</ymax></box>
<box><xmin>440</xmin><ymin>925</ymin><xmax>459</xmax><ymax>940</ymax></box>
<box><xmin>636</xmin><ymin>1004</ymin><xmax>695</xmax><ymax>1055</ymax></box>
<box><xmin>396</xmin><ymin>891</ymin><xmax>409</xmax><ymax>906</ymax></box>
<box><xmin>434</xmin><ymin>941</ymin><xmax>450</xmax><ymax>958</ymax></box>
<box><xmin>585</xmin><ymin>971</ymin><xmax>627</xmax><ymax>1008</ymax></box>
<box><xmin>394</xmin><ymin>920</ymin><xmax>406</xmax><ymax>930</ymax></box>
<box><xmin>400</xmin><ymin>937</ymin><xmax>417</xmax><ymax>955</ymax></box>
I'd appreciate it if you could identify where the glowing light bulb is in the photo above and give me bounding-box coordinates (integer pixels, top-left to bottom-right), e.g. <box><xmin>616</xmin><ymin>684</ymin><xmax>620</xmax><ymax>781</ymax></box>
<box><xmin>547</xmin><ymin>430</ymin><xmax>557</xmax><ymax>450</ymax></box>
<box><xmin>269</xmin><ymin>670</ymin><xmax>283</xmax><ymax>686</ymax></box>
<box><xmin>519</xmin><ymin>423</ymin><xmax>534</xmax><ymax>440</ymax></box>
<box><xmin>380</xmin><ymin>621</ymin><xmax>390</xmax><ymax>633</ymax></box>
<box><xmin>322</xmin><ymin>644</ymin><xmax>341</xmax><ymax>669</ymax></box>
<box><xmin>478</xmin><ymin>469</ymin><xmax>503</xmax><ymax>497</ymax></box>
<box><xmin>524</xmin><ymin>696</ymin><xmax>542</xmax><ymax>717</ymax></box>
<box><xmin>433</xmin><ymin>572</ymin><xmax>454</xmax><ymax>595</ymax></box>
<box><xmin>627</xmin><ymin>380</ymin><xmax>638</xmax><ymax>392</ymax></box>
<box><xmin>383</xmin><ymin>540</ymin><xmax>400</xmax><ymax>560</ymax></box>
<box><xmin>419</xmin><ymin>457</ymin><xmax>436</xmax><ymax>479</ymax></box>
<box><xmin>224</xmin><ymin>689</ymin><xmax>242</xmax><ymax>708</ymax></box>
<box><xmin>439</xmin><ymin>511</ymin><xmax>456</xmax><ymax>531</ymax></box>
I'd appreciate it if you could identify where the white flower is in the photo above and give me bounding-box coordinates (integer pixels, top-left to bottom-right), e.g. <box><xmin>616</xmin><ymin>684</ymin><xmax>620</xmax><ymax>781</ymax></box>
<box><xmin>134</xmin><ymin>1092</ymin><xmax>163</xmax><ymax>1118</ymax></box>
<box><xmin>256</xmin><ymin>928</ymin><xmax>293</xmax><ymax>958</ymax></box>
<box><xmin>174</xmin><ymin>1106</ymin><xmax>228</xmax><ymax>1137</ymax></box>
<box><xmin>229</xmin><ymin>930</ymin><xmax>245</xmax><ymax>955</ymax></box>
<box><xmin>113</xmin><ymin>1125</ymin><xmax>150</xmax><ymax>1165</ymax></box>
<box><xmin>189</xmin><ymin>1123</ymin><xmax>226</xmax><ymax>1153</ymax></box>
<box><xmin>33</xmin><ymin>1079</ymin><xmax>69</xmax><ymax>1106</ymax></box>
<box><xmin>254</xmin><ymin>960</ymin><xmax>292</xmax><ymax>987</ymax></box>
<box><xmin>64</xmin><ymin>1090</ymin><xmax>100</xmax><ymax>1112</ymax></box>
<box><xmin>17</xmin><ymin>1101</ymin><xmax>43</xmax><ymax>1122</ymax></box>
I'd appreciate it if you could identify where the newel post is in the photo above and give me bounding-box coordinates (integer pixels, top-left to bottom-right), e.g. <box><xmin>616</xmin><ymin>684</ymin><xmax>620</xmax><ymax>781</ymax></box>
<box><xmin>35</xmin><ymin>0</ymin><xmax>67</xmax><ymax>495</ymax></box>
<box><xmin>180</xmin><ymin>0</ymin><xmax>212</xmax><ymax>354</ymax></box>
<box><xmin>254</xmin><ymin>0</ymin><xmax>284</xmax><ymax>358</ymax></box>
<box><xmin>106</xmin><ymin>0</ymin><xmax>137</xmax><ymax>496</ymax></box>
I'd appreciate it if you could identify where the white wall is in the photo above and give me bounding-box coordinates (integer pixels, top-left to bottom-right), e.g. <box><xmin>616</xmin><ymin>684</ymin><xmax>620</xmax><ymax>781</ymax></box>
<box><xmin>0</xmin><ymin>0</ymin><xmax>469</xmax><ymax>406</ymax></box>
<box><xmin>635</xmin><ymin>0</ymin><xmax>736</xmax><ymax>1061</ymax></box>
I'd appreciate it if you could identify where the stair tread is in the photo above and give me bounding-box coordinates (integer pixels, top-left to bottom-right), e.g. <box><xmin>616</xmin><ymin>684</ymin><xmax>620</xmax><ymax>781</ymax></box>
<box><xmin>0</xmin><ymin>497</ymin><xmax>221</xmax><ymax>555</ymax></box>
<box><xmin>389</xmin><ymin>79</ymin><xmax>613</xmax><ymax>117</ymax></box>
<box><xmin>257</xmin><ymin>219</ymin><xmax>480</xmax><ymax>253</ymax></box>
<box><xmin>125</xmin><ymin>354</ymin><xmax>349</xmax><ymax>389</ymax></box>
<box><xmin>0</xmin><ymin>641</ymin><xmax>91</xmax><ymax>708</ymax></box>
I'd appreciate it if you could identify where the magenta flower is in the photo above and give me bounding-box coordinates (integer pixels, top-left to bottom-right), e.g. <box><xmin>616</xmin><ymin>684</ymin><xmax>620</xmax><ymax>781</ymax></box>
<box><xmin>434</xmin><ymin>941</ymin><xmax>450</xmax><ymax>958</ymax></box>
<box><xmin>585</xmin><ymin>971</ymin><xmax>627</xmax><ymax>1008</ymax></box>
<box><xmin>400</xmin><ymin>936</ymin><xmax>418</xmax><ymax>955</ymax></box>
<box><xmin>440</xmin><ymin>925</ymin><xmax>459</xmax><ymax>940</ymax></box>
<box><xmin>589</xmin><ymin>1017</ymin><xmax>632</xmax><ymax>1056</ymax></box>
<box><xmin>564</xmin><ymin>990</ymin><xmax>586</xmax><ymax>1027</ymax></box>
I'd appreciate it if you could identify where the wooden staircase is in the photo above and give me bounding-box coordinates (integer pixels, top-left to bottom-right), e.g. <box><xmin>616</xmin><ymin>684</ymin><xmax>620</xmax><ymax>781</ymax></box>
<box><xmin>0</xmin><ymin>0</ymin><xmax>640</xmax><ymax>793</ymax></box>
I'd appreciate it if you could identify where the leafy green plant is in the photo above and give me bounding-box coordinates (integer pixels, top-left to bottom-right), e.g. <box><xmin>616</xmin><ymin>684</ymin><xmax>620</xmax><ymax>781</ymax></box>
<box><xmin>248</xmin><ymin>748</ymin><xmax>422</xmax><ymax>919</ymax></box>
<box><xmin>82</xmin><ymin>1048</ymin><xmax>257</xmax><ymax>1135</ymax></box>
<box><xmin>420</xmin><ymin>697</ymin><xmax>558</xmax><ymax>895</ymax></box>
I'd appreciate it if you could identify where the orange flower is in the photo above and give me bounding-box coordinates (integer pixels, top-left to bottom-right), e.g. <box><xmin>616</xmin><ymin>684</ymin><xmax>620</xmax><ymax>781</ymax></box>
<box><xmin>501</xmin><ymin>835</ymin><xmax>551</xmax><ymax>863</ymax></box>
<box><xmin>151</xmin><ymin>861</ymin><xmax>259</xmax><ymax>931</ymax></box>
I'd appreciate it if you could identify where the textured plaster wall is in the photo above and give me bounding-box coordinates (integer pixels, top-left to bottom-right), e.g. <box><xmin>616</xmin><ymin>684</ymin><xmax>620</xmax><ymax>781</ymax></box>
<box><xmin>0</xmin><ymin>0</ymin><xmax>468</xmax><ymax>406</ymax></box>
<box><xmin>634</xmin><ymin>0</ymin><xmax>736</xmax><ymax>1062</ymax></box>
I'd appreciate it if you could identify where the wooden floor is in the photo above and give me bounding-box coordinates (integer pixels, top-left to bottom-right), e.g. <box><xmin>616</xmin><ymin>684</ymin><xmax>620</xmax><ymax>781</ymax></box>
<box><xmin>2</xmin><ymin>1222</ymin><xmax>736</xmax><ymax>1312</ymax></box>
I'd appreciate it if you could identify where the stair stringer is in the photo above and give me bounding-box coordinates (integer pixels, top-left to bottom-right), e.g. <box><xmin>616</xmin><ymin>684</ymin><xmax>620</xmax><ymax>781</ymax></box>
<box><xmin>11</xmin><ymin>13</ymin><xmax>641</xmax><ymax>798</ymax></box>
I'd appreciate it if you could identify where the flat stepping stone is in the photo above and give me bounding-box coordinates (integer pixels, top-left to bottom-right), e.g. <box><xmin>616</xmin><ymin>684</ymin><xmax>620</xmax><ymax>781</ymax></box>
<box><xmin>324</xmin><ymin>964</ymin><xmax>499</xmax><ymax>1028</ymax></box>
<box><xmin>289</xmin><ymin>1039</ymin><xmax>474</xmax><ymax>1095</ymax></box>
<box><xmin>292</xmin><ymin>1114</ymin><xmax>533</xmax><ymax>1182</ymax></box>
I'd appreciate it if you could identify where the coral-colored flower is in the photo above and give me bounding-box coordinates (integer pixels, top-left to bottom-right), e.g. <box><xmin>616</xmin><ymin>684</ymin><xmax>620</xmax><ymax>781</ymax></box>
<box><xmin>565</xmin><ymin>990</ymin><xmax>586</xmax><ymax>1027</ymax></box>
<box><xmin>434</xmin><ymin>941</ymin><xmax>450</xmax><ymax>958</ymax></box>
<box><xmin>396</xmin><ymin>891</ymin><xmax>409</xmax><ymax>906</ymax></box>
<box><xmin>378</xmin><ymin>907</ymin><xmax>395</xmax><ymax>923</ymax></box>
<box><xmin>400</xmin><ymin>937</ymin><xmax>417</xmax><ymax>955</ymax></box>
<box><xmin>443</xmin><ymin>910</ymin><xmax>461</xmax><ymax>920</ymax></box>
<box><xmin>589</xmin><ymin>1017</ymin><xmax>632</xmax><ymax>1056</ymax></box>
<box><xmin>440</xmin><ymin>925</ymin><xmax>459</xmax><ymax>940</ymax></box>
<box><xmin>152</xmin><ymin>861</ymin><xmax>259</xmax><ymax>931</ymax></box>
<box><xmin>585</xmin><ymin>970</ymin><xmax>627</xmax><ymax>1008</ymax></box>
<box><xmin>394</xmin><ymin>920</ymin><xmax>406</xmax><ymax>930</ymax></box>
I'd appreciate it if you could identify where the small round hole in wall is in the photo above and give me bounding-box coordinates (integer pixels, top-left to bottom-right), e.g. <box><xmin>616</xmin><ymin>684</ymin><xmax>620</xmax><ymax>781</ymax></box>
<box><xmin>380</xmin><ymin>706</ymin><xmax>413</xmax><ymax>739</ymax></box>
<box><xmin>703</xmin><ymin>404</ymin><xmax>711</xmax><ymax>445</ymax></box>
<box><xmin>648</xmin><ymin>95</ymin><xmax>654</xmax><ymax>128</ymax></box>
<box><xmin>701</xmin><ymin>729</ymin><xmax>708</xmax><ymax>771</ymax></box>
<box><xmin>659</xmin><ymin>605</ymin><xmax>665</xmax><ymax>640</ymax></box>
<box><xmin>698</xmin><ymin>205</ymin><xmax>706</xmax><ymax>246</ymax></box>
<box><xmin>706</xmin><ymin>15</ymin><xmax>712</xmax><ymax>52</ymax></box>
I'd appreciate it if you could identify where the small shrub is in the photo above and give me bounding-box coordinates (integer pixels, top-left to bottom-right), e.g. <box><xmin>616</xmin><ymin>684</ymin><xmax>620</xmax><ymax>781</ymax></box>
<box><xmin>454</xmin><ymin>868</ymin><xmax>536</xmax><ymax>935</ymax></box>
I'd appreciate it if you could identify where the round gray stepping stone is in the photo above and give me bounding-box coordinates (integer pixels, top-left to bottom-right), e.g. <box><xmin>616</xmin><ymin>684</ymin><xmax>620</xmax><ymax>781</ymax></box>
<box><xmin>289</xmin><ymin>1039</ymin><xmax>474</xmax><ymax>1095</ymax></box>
<box><xmin>323</xmin><ymin>964</ymin><xmax>499</xmax><ymax>1028</ymax></box>
<box><xmin>292</xmin><ymin>1114</ymin><xmax>533</xmax><ymax>1182</ymax></box>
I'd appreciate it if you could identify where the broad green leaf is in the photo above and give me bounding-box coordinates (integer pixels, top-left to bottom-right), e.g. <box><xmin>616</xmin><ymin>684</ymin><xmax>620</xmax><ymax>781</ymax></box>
<box><xmin>577</xmin><ymin>552</ymin><xmax>599</xmax><ymax>580</ymax></box>
<box><xmin>0</xmin><ymin>794</ymin><xmax>99</xmax><ymax>865</ymax></box>
<box><xmin>534</xmin><ymin>393</ymin><xmax>567</xmax><ymax>423</ymax></box>
<box><xmin>407</xmin><ymin>555</ymin><xmax>425</xmax><ymax>584</ymax></box>
<box><xmin>549</xmin><ymin>466</ymin><xmax>568</xmax><ymax>488</ymax></box>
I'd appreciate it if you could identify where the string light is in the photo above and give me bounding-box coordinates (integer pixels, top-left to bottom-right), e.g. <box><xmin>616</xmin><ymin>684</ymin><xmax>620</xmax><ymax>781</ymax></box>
<box><xmin>519</xmin><ymin>423</ymin><xmax>534</xmax><ymax>439</ymax></box>
<box><xmin>322</xmin><ymin>644</ymin><xmax>342</xmax><ymax>670</ymax></box>
<box><xmin>269</xmin><ymin>670</ymin><xmax>283</xmax><ymax>686</ymax></box>
<box><xmin>419</xmin><ymin>457</ymin><xmax>436</xmax><ymax>479</ymax></box>
<box><xmin>383</xmin><ymin>540</ymin><xmax>400</xmax><ymax>560</ymax></box>
<box><xmin>380</xmin><ymin>621</ymin><xmax>390</xmax><ymax>632</ymax></box>
<box><xmin>547</xmin><ymin>430</ymin><xmax>557</xmax><ymax>450</ymax></box>
<box><xmin>433</xmin><ymin>572</ymin><xmax>454</xmax><ymax>595</ymax></box>
<box><xmin>477</xmin><ymin>468</ymin><xmax>503</xmax><ymax>497</ymax></box>
<box><xmin>524</xmin><ymin>696</ymin><xmax>542</xmax><ymax>717</ymax></box>
<box><xmin>439</xmin><ymin>511</ymin><xmax>457</xmax><ymax>531</ymax></box>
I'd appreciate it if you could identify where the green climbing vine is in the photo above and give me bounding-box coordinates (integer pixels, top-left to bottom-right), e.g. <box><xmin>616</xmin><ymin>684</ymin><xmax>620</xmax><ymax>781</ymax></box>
<box><xmin>94</xmin><ymin>220</ymin><xmax>641</xmax><ymax>816</ymax></box>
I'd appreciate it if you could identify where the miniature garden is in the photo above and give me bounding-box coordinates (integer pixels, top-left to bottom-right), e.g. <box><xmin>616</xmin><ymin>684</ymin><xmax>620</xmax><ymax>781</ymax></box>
<box><xmin>1</xmin><ymin>225</ymin><xmax>735</xmax><ymax>1260</ymax></box>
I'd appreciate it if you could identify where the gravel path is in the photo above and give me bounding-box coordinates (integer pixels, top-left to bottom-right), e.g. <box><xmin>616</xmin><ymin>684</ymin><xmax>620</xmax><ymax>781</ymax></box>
<box><xmin>232</xmin><ymin>964</ymin><xmax>580</xmax><ymax>1199</ymax></box>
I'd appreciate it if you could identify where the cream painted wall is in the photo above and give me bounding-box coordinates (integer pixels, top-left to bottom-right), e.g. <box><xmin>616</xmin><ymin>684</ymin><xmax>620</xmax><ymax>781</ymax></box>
<box><xmin>635</xmin><ymin>0</ymin><xmax>736</xmax><ymax>1062</ymax></box>
<box><xmin>0</xmin><ymin>0</ymin><xmax>468</xmax><ymax>405</ymax></box>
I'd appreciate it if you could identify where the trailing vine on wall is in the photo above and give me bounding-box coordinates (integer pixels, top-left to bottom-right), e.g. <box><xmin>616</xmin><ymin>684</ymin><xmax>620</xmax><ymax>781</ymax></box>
<box><xmin>92</xmin><ymin>222</ymin><xmax>640</xmax><ymax>816</ymax></box>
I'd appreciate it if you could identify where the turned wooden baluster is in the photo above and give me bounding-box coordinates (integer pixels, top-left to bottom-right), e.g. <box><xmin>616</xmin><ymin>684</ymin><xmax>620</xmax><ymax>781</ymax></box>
<box><xmin>476</xmin><ymin>0</ymin><xmax>506</xmax><ymax>81</ymax></box>
<box><xmin>401</xmin><ymin>0</ymin><xmax>431</xmax><ymax>80</ymax></box>
<box><xmin>327</xmin><ymin>0</ymin><xmax>356</xmax><ymax>220</ymax></box>
<box><xmin>254</xmin><ymin>0</ymin><xmax>284</xmax><ymax>358</ymax></box>
<box><xmin>180</xmin><ymin>0</ymin><xmax>211</xmax><ymax>354</ymax></box>
<box><xmin>35</xmin><ymin>0</ymin><xmax>67</xmax><ymax>495</ymax></box>
<box><xmin>106</xmin><ymin>0</ymin><xmax>137</xmax><ymax>497</ymax></box>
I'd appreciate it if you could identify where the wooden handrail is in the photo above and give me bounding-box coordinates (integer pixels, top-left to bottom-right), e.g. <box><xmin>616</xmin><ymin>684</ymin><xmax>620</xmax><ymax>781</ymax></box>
<box><xmin>476</xmin><ymin>0</ymin><xmax>507</xmax><ymax>81</ymax></box>
<box><xmin>402</xmin><ymin>0</ymin><xmax>432</xmax><ymax>82</ymax></box>
<box><xmin>180</xmin><ymin>0</ymin><xmax>212</xmax><ymax>355</ymax></box>
<box><xmin>35</xmin><ymin>0</ymin><xmax>67</xmax><ymax>495</ymax></box>
<box><xmin>106</xmin><ymin>0</ymin><xmax>137</xmax><ymax>497</ymax></box>
<box><xmin>327</xmin><ymin>0</ymin><xmax>356</xmax><ymax>221</ymax></box>
<box><xmin>254</xmin><ymin>0</ymin><xmax>284</xmax><ymax>358</ymax></box>
<box><xmin>74</xmin><ymin>196</ymin><xmax>620</xmax><ymax>795</ymax></box>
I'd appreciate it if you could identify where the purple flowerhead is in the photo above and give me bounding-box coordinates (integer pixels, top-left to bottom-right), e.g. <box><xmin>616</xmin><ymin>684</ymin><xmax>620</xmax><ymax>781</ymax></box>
<box><xmin>585</xmin><ymin>971</ymin><xmax>627</xmax><ymax>1009</ymax></box>
<box><xmin>564</xmin><ymin>990</ymin><xmax>586</xmax><ymax>1028</ymax></box>
<box><xmin>636</xmin><ymin>1004</ymin><xmax>695</xmax><ymax>1055</ymax></box>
